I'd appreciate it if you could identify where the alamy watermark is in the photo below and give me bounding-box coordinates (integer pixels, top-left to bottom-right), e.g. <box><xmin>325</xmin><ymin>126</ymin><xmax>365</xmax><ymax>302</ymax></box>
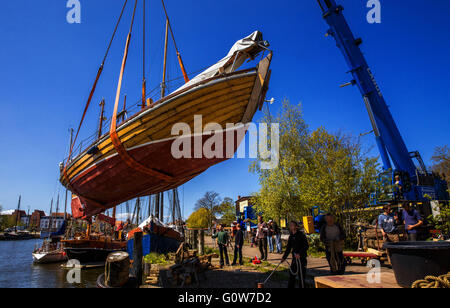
<box><xmin>366</xmin><ymin>0</ymin><xmax>381</xmax><ymax>24</ymax></box>
<box><xmin>366</xmin><ymin>259</ymin><xmax>382</xmax><ymax>284</ymax></box>
<box><xmin>66</xmin><ymin>259</ymin><xmax>81</xmax><ymax>284</ymax></box>
<box><xmin>171</xmin><ymin>116</ymin><xmax>280</xmax><ymax>170</ymax></box>
<box><xmin>66</xmin><ymin>0</ymin><xmax>81</xmax><ymax>24</ymax></box>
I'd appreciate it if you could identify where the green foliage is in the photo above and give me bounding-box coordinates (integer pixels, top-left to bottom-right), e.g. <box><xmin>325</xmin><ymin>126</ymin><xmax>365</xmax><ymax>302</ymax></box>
<box><xmin>250</xmin><ymin>100</ymin><xmax>380</xmax><ymax>224</ymax></box>
<box><xmin>143</xmin><ymin>253</ymin><xmax>168</xmax><ymax>265</ymax></box>
<box><xmin>187</xmin><ymin>208</ymin><xmax>212</xmax><ymax>229</ymax></box>
<box><xmin>218</xmin><ymin>197</ymin><xmax>236</xmax><ymax>226</ymax></box>
<box><xmin>429</xmin><ymin>200</ymin><xmax>450</xmax><ymax>239</ymax></box>
<box><xmin>431</xmin><ymin>146</ymin><xmax>450</xmax><ymax>186</ymax></box>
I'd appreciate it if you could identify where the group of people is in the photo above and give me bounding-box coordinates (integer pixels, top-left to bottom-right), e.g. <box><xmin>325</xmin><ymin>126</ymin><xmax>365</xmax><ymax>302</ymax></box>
<box><xmin>210</xmin><ymin>203</ymin><xmax>425</xmax><ymax>288</ymax></box>
<box><xmin>255</xmin><ymin>216</ymin><xmax>282</xmax><ymax>261</ymax></box>
<box><xmin>212</xmin><ymin>223</ymin><xmax>245</xmax><ymax>268</ymax></box>
<box><xmin>377</xmin><ymin>203</ymin><xmax>424</xmax><ymax>242</ymax></box>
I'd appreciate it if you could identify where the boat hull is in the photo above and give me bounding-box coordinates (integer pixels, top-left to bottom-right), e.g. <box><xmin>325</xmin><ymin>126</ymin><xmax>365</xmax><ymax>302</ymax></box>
<box><xmin>33</xmin><ymin>251</ymin><xmax>68</xmax><ymax>264</ymax></box>
<box><xmin>62</xmin><ymin>239</ymin><xmax>127</xmax><ymax>264</ymax></box>
<box><xmin>61</xmin><ymin>54</ymin><xmax>272</xmax><ymax>219</ymax></box>
<box><xmin>64</xmin><ymin>248</ymin><xmax>121</xmax><ymax>264</ymax></box>
<box><xmin>127</xmin><ymin>233</ymin><xmax>182</xmax><ymax>260</ymax></box>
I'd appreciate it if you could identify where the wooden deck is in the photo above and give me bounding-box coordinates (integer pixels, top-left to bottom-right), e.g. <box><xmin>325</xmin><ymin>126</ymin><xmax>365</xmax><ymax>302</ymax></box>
<box><xmin>315</xmin><ymin>272</ymin><xmax>402</xmax><ymax>288</ymax></box>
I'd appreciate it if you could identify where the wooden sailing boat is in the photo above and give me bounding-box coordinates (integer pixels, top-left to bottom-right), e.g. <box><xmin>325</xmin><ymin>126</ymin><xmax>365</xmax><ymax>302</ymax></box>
<box><xmin>60</xmin><ymin>0</ymin><xmax>272</xmax><ymax>220</ymax></box>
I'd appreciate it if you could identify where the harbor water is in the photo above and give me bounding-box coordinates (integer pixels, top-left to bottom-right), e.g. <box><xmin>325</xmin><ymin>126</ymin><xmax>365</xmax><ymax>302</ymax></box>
<box><xmin>0</xmin><ymin>239</ymin><xmax>102</xmax><ymax>288</ymax></box>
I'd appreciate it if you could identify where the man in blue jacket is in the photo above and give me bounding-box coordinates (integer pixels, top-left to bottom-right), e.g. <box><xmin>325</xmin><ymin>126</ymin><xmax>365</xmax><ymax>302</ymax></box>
<box><xmin>402</xmin><ymin>203</ymin><xmax>423</xmax><ymax>242</ymax></box>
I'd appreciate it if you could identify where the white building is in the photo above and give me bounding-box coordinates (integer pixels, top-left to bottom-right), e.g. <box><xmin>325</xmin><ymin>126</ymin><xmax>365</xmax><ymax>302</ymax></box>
<box><xmin>40</xmin><ymin>216</ymin><xmax>65</xmax><ymax>231</ymax></box>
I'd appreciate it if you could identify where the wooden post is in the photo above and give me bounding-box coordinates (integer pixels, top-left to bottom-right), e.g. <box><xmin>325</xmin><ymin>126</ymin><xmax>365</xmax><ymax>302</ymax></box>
<box><xmin>193</xmin><ymin>230</ymin><xmax>199</xmax><ymax>250</ymax></box>
<box><xmin>199</xmin><ymin>230</ymin><xmax>205</xmax><ymax>255</ymax></box>
<box><xmin>133</xmin><ymin>231</ymin><xmax>143</xmax><ymax>286</ymax></box>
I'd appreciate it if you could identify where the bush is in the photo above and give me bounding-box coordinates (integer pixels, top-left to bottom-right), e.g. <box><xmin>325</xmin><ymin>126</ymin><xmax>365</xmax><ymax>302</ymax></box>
<box><xmin>307</xmin><ymin>234</ymin><xmax>326</xmax><ymax>257</ymax></box>
<box><xmin>143</xmin><ymin>253</ymin><xmax>168</xmax><ymax>265</ymax></box>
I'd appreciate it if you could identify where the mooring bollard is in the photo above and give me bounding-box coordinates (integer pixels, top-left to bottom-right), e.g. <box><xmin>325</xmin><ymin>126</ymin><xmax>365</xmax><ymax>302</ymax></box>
<box><xmin>133</xmin><ymin>231</ymin><xmax>143</xmax><ymax>286</ymax></box>
<box><xmin>105</xmin><ymin>251</ymin><xmax>130</xmax><ymax>288</ymax></box>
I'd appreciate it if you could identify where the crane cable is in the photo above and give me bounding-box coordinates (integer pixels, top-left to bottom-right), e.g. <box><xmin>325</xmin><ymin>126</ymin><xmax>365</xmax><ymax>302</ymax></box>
<box><xmin>160</xmin><ymin>0</ymin><xmax>189</xmax><ymax>83</ymax></box>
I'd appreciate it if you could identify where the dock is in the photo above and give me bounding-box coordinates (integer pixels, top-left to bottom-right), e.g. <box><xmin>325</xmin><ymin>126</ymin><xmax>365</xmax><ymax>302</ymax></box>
<box><xmin>315</xmin><ymin>272</ymin><xmax>401</xmax><ymax>288</ymax></box>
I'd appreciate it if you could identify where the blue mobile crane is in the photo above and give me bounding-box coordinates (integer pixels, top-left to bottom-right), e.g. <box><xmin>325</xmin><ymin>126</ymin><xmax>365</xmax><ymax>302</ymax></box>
<box><xmin>316</xmin><ymin>0</ymin><xmax>448</xmax><ymax>209</ymax></box>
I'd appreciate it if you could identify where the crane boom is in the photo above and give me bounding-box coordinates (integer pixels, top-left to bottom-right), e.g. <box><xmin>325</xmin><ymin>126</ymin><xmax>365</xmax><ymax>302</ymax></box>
<box><xmin>315</xmin><ymin>0</ymin><xmax>439</xmax><ymax>201</ymax></box>
<box><xmin>317</xmin><ymin>0</ymin><xmax>416</xmax><ymax>175</ymax></box>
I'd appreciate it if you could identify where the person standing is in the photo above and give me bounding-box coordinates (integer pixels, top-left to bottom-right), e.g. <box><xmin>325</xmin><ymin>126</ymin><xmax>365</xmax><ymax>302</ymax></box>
<box><xmin>377</xmin><ymin>204</ymin><xmax>399</xmax><ymax>242</ymax></box>
<box><xmin>212</xmin><ymin>224</ymin><xmax>230</xmax><ymax>268</ymax></box>
<box><xmin>282</xmin><ymin>221</ymin><xmax>309</xmax><ymax>288</ymax></box>
<box><xmin>267</xmin><ymin>220</ymin><xmax>274</xmax><ymax>254</ymax></box>
<box><xmin>257</xmin><ymin>216</ymin><xmax>268</xmax><ymax>261</ymax></box>
<box><xmin>320</xmin><ymin>214</ymin><xmax>346</xmax><ymax>275</ymax></box>
<box><xmin>272</xmin><ymin>220</ymin><xmax>282</xmax><ymax>254</ymax></box>
<box><xmin>402</xmin><ymin>203</ymin><xmax>423</xmax><ymax>242</ymax></box>
<box><xmin>232</xmin><ymin>224</ymin><xmax>244</xmax><ymax>266</ymax></box>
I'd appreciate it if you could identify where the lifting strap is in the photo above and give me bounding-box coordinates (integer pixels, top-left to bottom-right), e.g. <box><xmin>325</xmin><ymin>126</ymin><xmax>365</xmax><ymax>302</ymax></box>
<box><xmin>63</xmin><ymin>0</ymin><xmax>129</xmax><ymax>197</ymax></box>
<box><xmin>109</xmin><ymin>0</ymin><xmax>173</xmax><ymax>182</ymax></box>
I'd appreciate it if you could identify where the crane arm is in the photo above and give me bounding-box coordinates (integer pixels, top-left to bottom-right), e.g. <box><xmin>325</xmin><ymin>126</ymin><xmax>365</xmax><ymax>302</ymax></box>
<box><xmin>317</xmin><ymin>0</ymin><xmax>417</xmax><ymax>177</ymax></box>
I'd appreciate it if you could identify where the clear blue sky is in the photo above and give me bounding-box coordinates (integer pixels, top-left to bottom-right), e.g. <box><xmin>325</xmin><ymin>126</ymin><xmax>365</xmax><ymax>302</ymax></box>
<box><xmin>0</xmin><ymin>0</ymin><xmax>449</xmax><ymax>218</ymax></box>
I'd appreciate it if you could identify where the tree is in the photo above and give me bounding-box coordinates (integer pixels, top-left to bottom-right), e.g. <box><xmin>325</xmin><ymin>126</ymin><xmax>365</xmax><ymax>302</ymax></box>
<box><xmin>217</xmin><ymin>197</ymin><xmax>236</xmax><ymax>226</ymax></box>
<box><xmin>187</xmin><ymin>208</ymin><xmax>212</xmax><ymax>229</ymax></box>
<box><xmin>431</xmin><ymin>145</ymin><xmax>450</xmax><ymax>185</ymax></box>
<box><xmin>194</xmin><ymin>191</ymin><xmax>222</xmax><ymax>230</ymax></box>
<box><xmin>250</xmin><ymin>100</ymin><xmax>379</xmax><ymax>223</ymax></box>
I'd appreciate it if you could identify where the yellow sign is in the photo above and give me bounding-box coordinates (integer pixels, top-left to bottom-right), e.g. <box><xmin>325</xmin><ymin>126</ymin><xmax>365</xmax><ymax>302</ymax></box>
<box><xmin>303</xmin><ymin>216</ymin><xmax>315</xmax><ymax>234</ymax></box>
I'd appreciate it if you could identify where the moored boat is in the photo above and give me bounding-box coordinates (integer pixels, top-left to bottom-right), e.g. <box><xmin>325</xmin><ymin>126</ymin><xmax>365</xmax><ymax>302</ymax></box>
<box><xmin>126</xmin><ymin>216</ymin><xmax>183</xmax><ymax>258</ymax></box>
<box><xmin>33</xmin><ymin>239</ymin><xmax>68</xmax><ymax>264</ymax></box>
<box><xmin>62</xmin><ymin>238</ymin><xmax>127</xmax><ymax>264</ymax></box>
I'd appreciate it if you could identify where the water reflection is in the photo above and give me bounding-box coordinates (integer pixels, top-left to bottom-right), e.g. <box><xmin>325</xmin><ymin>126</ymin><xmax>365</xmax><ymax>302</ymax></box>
<box><xmin>0</xmin><ymin>239</ymin><xmax>101</xmax><ymax>288</ymax></box>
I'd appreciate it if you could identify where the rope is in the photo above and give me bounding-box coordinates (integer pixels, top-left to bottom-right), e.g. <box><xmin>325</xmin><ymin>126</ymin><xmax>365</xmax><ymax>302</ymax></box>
<box><xmin>160</xmin><ymin>0</ymin><xmax>189</xmax><ymax>82</ymax></box>
<box><xmin>412</xmin><ymin>272</ymin><xmax>450</xmax><ymax>289</ymax></box>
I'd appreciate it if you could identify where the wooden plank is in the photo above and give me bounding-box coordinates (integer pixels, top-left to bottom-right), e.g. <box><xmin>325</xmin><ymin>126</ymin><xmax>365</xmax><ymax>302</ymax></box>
<box><xmin>242</xmin><ymin>53</ymin><xmax>272</xmax><ymax>123</ymax></box>
<box><xmin>314</xmin><ymin>273</ymin><xmax>401</xmax><ymax>289</ymax></box>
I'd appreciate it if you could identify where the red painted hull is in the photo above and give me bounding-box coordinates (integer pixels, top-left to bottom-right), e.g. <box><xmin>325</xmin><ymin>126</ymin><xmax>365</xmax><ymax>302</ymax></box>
<box><xmin>72</xmin><ymin>126</ymin><xmax>247</xmax><ymax>219</ymax></box>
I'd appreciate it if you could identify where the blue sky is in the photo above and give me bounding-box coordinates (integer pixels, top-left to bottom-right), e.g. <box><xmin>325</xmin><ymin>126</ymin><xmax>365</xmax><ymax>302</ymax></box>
<box><xmin>0</xmin><ymin>0</ymin><xmax>449</xmax><ymax>218</ymax></box>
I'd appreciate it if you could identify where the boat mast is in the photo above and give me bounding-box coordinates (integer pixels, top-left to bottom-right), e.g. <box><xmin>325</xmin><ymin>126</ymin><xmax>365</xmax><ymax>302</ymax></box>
<box><xmin>55</xmin><ymin>194</ymin><xmax>60</xmax><ymax>231</ymax></box>
<box><xmin>141</xmin><ymin>0</ymin><xmax>147</xmax><ymax>109</ymax></box>
<box><xmin>64</xmin><ymin>128</ymin><xmax>74</xmax><ymax>221</ymax></box>
<box><xmin>15</xmin><ymin>195</ymin><xmax>21</xmax><ymax>232</ymax></box>
<box><xmin>98</xmin><ymin>99</ymin><xmax>106</xmax><ymax>139</ymax></box>
<box><xmin>161</xmin><ymin>0</ymin><xmax>189</xmax><ymax>83</ymax></box>
<box><xmin>161</xmin><ymin>18</ymin><xmax>169</xmax><ymax>98</ymax></box>
<box><xmin>48</xmin><ymin>198</ymin><xmax>53</xmax><ymax>233</ymax></box>
<box><xmin>135</xmin><ymin>197</ymin><xmax>141</xmax><ymax>225</ymax></box>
